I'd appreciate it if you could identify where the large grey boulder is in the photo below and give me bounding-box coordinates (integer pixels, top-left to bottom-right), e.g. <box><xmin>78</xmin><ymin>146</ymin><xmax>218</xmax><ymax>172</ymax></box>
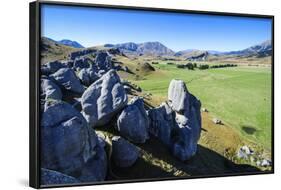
<box><xmin>77</xmin><ymin>68</ymin><xmax>99</xmax><ymax>86</ymax></box>
<box><xmin>147</xmin><ymin>102</ymin><xmax>176</xmax><ymax>146</ymax></box>
<box><xmin>111</xmin><ymin>136</ymin><xmax>139</xmax><ymax>167</ymax></box>
<box><xmin>73</xmin><ymin>57</ymin><xmax>93</xmax><ymax>71</ymax></box>
<box><xmin>77</xmin><ymin>69</ymin><xmax>90</xmax><ymax>86</ymax></box>
<box><xmin>45</xmin><ymin>60</ymin><xmax>67</xmax><ymax>74</ymax></box>
<box><xmin>41</xmin><ymin>168</ymin><xmax>79</xmax><ymax>185</ymax></box>
<box><xmin>81</xmin><ymin>69</ymin><xmax>127</xmax><ymax>127</ymax></box>
<box><xmin>50</xmin><ymin>68</ymin><xmax>85</xmax><ymax>94</ymax></box>
<box><xmin>95</xmin><ymin>51</ymin><xmax>113</xmax><ymax>71</ymax></box>
<box><xmin>146</xmin><ymin>79</ymin><xmax>201</xmax><ymax>161</ymax></box>
<box><xmin>78</xmin><ymin>128</ymin><xmax>107</xmax><ymax>182</ymax></box>
<box><xmin>172</xmin><ymin>109</ymin><xmax>201</xmax><ymax>161</ymax></box>
<box><xmin>168</xmin><ymin>79</ymin><xmax>190</xmax><ymax>113</ymax></box>
<box><xmin>41</xmin><ymin>100</ymin><xmax>107</xmax><ymax>182</ymax></box>
<box><xmin>41</xmin><ymin>78</ymin><xmax>62</xmax><ymax>100</ymax></box>
<box><xmin>168</xmin><ymin>80</ymin><xmax>201</xmax><ymax>161</ymax></box>
<box><xmin>117</xmin><ymin>97</ymin><xmax>149</xmax><ymax>143</ymax></box>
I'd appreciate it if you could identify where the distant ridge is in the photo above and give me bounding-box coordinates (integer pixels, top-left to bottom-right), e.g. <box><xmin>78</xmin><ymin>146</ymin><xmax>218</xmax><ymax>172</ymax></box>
<box><xmin>42</xmin><ymin>37</ymin><xmax>271</xmax><ymax>59</ymax></box>
<box><xmin>224</xmin><ymin>40</ymin><xmax>272</xmax><ymax>57</ymax></box>
<box><xmin>104</xmin><ymin>41</ymin><xmax>174</xmax><ymax>56</ymax></box>
<box><xmin>58</xmin><ymin>39</ymin><xmax>84</xmax><ymax>48</ymax></box>
<box><xmin>174</xmin><ymin>40</ymin><xmax>272</xmax><ymax>59</ymax></box>
<box><xmin>44</xmin><ymin>37</ymin><xmax>84</xmax><ymax>48</ymax></box>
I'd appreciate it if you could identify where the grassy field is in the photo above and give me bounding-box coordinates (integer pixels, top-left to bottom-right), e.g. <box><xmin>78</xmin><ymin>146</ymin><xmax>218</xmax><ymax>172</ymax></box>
<box><xmin>132</xmin><ymin>63</ymin><xmax>272</xmax><ymax>150</ymax></box>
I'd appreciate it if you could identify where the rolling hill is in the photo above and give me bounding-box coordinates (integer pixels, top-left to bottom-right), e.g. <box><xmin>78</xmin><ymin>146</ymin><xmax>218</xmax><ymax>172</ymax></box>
<box><xmin>40</xmin><ymin>37</ymin><xmax>78</xmax><ymax>64</ymax></box>
<box><xmin>57</xmin><ymin>39</ymin><xmax>84</xmax><ymax>48</ymax></box>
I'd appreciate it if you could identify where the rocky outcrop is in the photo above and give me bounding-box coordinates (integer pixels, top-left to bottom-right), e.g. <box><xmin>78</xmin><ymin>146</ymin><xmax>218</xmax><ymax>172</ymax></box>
<box><xmin>41</xmin><ymin>60</ymin><xmax>68</xmax><ymax>75</ymax></box>
<box><xmin>117</xmin><ymin>97</ymin><xmax>149</xmax><ymax>143</ymax></box>
<box><xmin>81</xmin><ymin>69</ymin><xmax>127</xmax><ymax>127</ymax></box>
<box><xmin>41</xmin><ymin>78</ymin><xmax>62</xmax><ymax>100</ymax></box>
<box><xmin>147</xmin><ymin>80</ymin><xmax>201</xmax><ymax>161</ymax></box>
<box><xmin>69</xmin><ymin>49</ymin><xmax>97</xmax><ymax>60</ymax></box>
<box><xmin>77</xmin><ymin>68</ymin><xmax>99</xmax><ymax>86</ymax></box>
<box><xmin>95</xmin><ymin>51</ymin><xmax>113</xmax><ymax>71</ymax></box>
<box><xmin>41</xmin><ymin>100</ymin><xmax>107</xmax><ymax>182</ymax></box>
<box><xmin>111</xmin><ymin>136</ymin><xmax>139</xmax><ymax>167</ymax></box>
<box><xmin>39</xmin><ymin>46</ymin><xmax>204</xmax><ymax>186</ymax></box>
<box><xmin>168</xmin><ymin>80</ymin><xmax>201</xmax><ymax>161</ymax></box>
<box><xmin>41</xmin><ymin>168</ymin><xmax>80</xmax><ymax>185</ymax></box>
<box><xmin>73</xmin><ymin>57</ymin><xmax>93</xmax><ymax>71</ymax></box>
<box><xmin>168</xmin><ymin>79</ymin><xmax>190</xmax><ymax>113</ymax></box>
<box><xmin>50</xmin><ymin>68</ymin><xmax>85</xmax><ymax>94</ymax></box>
<box><xmin>186</xmin><ymin>51</ymin><xmax>209</xmax><ymax>61</ymax></box>
<box><xmin>147</xmin><ymin>102</ymin><xmax>176</xmax><ymax>146</ymax></box>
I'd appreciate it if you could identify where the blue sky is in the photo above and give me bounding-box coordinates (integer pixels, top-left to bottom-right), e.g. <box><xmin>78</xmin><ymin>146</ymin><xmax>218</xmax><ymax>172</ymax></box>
<box><xmin>41</xmin><ymin>4</ymin><xmax>272</xmax><ymax>52</ymax></box>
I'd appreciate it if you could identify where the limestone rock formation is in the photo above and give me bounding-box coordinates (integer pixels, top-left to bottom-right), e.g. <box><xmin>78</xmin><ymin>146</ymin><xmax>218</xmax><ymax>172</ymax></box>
<box><xmin>81</xmin><ymin>69</ymin><xmax>127</xmax><ymax>127</ymax></box>
<box><xmin>41</xmin><ymin>168</ymin><xmax>80</xmax><ymax>185</ymax></box>
<box><xmin>43</xmin><ymin>60</ymin><xmax>67</xmax><ymax>75</ymax></box>
<box><xmin>41</xmin><ymin>78</ymin><xmax>62</xmax><ymax>100</ymax></box>
<box><xmin>117</xmin><ymin>97</ymin><xmax>149</xmax><ymax>143</ymax></box>
<box><xmin>168</xmin><ymin>79</ymin><xmax>190</xmax><ymax>113</ymax></box>
<box><xmin>77</xmin><ymin>68</ymin><xmax>99</xmax><ymax>86</ymax></box>
<box><xmin>147</xmin><ymin>102</ymin><xmax>176</xmax><ymax>146</ymax></box>
<box><xmin>111</xmin><ymin>136</ymin><xmax>139</xmax><ymax>167</ymax></box>
<box><xmin>168</xmin><ymin>80</ymin><xmax>201</xmax><ymax>161</ymax></box>
<box><xmin>41</xmin><ymin>100</ymin><xmax>107</xmax><ymax>182</ymax></box>
<box><xmin>73</xmin><ymin>57</ymin><xmax>93</xmax><ymax>71</ymax></box>
<box><xmin>95</xmin><ymin>51</ymin><xmax>113</xmax><ymax>71</ymax></box>
<box><xmin>50</xmin><ymin>68</ymin><xmax>85</xmax><ymax>94</ymax></box>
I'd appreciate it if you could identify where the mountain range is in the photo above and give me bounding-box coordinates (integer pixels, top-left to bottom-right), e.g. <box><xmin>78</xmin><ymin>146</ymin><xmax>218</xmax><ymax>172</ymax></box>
<box><xmin>104</xmin><ymin>42</ymin><xmax>174</xmax><ymax>56</ymax></box>
<box><xmin>44</xmin><ymin>37</ymin><xmax>84</xmax><ymax>48</ymax></box>
<box><xmin>43</xmin><ymin>37</ymin><xmax>272</xmax><ymax>59</ymax></box>
<box><xmin>223</xmin><ymin>40</ymin><xmax>272</xmax><ymax>57</ymax></box>
<box><xmin>57</xmin><ymin>39</ymin><xmax>84</xmax><ymax>48</ymax></box>
<box><xmin>104</xmin><ymin>40</ymin><xmax>271</xmax><ymax>58</ymax></box>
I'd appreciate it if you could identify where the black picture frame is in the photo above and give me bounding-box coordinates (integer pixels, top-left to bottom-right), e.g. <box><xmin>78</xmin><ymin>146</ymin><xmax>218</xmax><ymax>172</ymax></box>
<box><xmin>29</xmin><ymin>1</ymin><xmax>274</xmax><ymax>188</ymax></box>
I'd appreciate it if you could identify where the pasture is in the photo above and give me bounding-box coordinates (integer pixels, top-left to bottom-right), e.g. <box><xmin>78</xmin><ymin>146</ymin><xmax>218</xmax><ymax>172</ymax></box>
<box><xmin>132</xmin><ymin>63</ymin><xmax>272</xmax><ymax>150</ymax></box>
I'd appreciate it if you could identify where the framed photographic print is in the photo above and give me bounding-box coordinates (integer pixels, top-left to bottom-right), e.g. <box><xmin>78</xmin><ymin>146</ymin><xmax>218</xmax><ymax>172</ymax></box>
<box><xmin>29</xmin><ymin>1</ymin><xmax>274</xmax><ymax>188</ymax></box>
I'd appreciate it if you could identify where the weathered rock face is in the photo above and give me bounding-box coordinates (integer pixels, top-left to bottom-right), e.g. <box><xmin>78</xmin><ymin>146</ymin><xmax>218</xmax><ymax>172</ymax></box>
<box><xmin>95</xmin><ymin>51</ymin><xmax>113</xmax><ymax>71</ymax></box>
<box><xmin>148</xmin><ymin>80</ymin><xmax>201</xmax><ymax>161</ymax></box>
<box><xmin>167</xmin><ymin>80</ymin><xmax>201</xmax><ymax>161</ymax></box>
<box><xmin>147</xmin><ymin>102</ymin><xmax>176</xmax><ymax>146</ymax></box>
<box><xmin>50</xmin><ymin>68</ymin><xmax>85</xmax><ymax>94</ymax></box>
<box><xmin>78</xmin><ymin>128</ymin><xmax>107</xmax><ymax>182</ymax></box>
<box><xmin>61</xmin><ymin>60</ymin><xmax>74</xmax><ymax>68</ymax></box>
<box><xmin>73</xmin><ymin>57</ymin><xmax>93</xmax><ymax>71</ymax></box>
<box><xmin>41</xmin><ymin>78</ymin><xmax>62</xmax><ymax>100</ymax></box>
<box><xmin>69</xmin><ymin>49</ymin><xmax>97</xmax><ymax>60</ymax></box>
<box><xmin>77</xmin><ymin>68</ymin><xmax>99</xmax><ymax>86</ymax></box>
<box><xmin>117</xmin><ymin>97</ymin><xmax>149</xmax><ymax>143</ymax></box>
<box><xmin>44</xmin><ymin>60</ymin><xmax>67</xmax><ymax>74</ymax></box>
<box><xmin>97</xmin><ymin>69</ymin><xmax>106</xmax><ymax>77</ymax></box>
<box><xmin>77</xmin><ymin>69</ymin><xmax>90</xmax><ymax>86</ymax></box>
<box><xmin>41</xmin><ymin>100</ymin><xmax>107</xmax><ymax>182</ymax></box>
<box><xmin>81</xmin><ymin>69</ymin><xmax>127</xmax><ymax>127</ymax></box>
<box><xmin>111</xmin><ymin>136</ymin><xmax>139</xmax><ymax>167</ymax></box>
<box><xmin>172</xmin><ymin>111</ymin><xmax>200</xmax><ymax>161</ymax></box>
<box><xmin>168</xmin><ymin>79</ymin><xmax>189</xmax><ymax>113</ymax></box>
<box><xmin>41</xmin><ymin>168</ymin><xmax>80</xmax><ymax>185</ymax></box>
